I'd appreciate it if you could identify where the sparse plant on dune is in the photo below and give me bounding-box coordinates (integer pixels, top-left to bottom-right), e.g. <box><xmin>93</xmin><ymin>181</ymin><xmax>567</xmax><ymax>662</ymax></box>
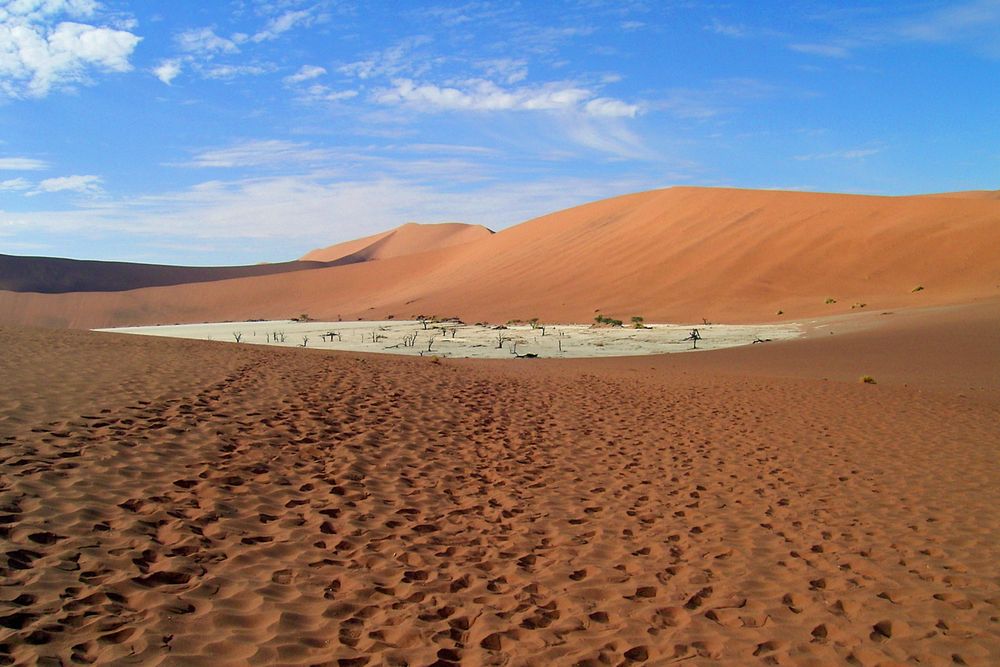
<box><xmin>825</xmin><ymin>298</ymin><xmax>837</xmax><ymax>304</ymax></box>
<box><xmin>861</xmin><ymin>375</ymin><xmax>876</xmax><ymax>384</ymax></box>
<box><xmin>912</xmin><ymin>285</ymin><xmax>924</xmax><ymax>292</ymax></box>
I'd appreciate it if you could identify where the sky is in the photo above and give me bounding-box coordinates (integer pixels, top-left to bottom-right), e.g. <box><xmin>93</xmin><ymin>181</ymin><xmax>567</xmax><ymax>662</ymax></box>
<box><xmin>1</xmin><ymin>0</ymin><xmax>998</xmax><ymax>265</ymax></box>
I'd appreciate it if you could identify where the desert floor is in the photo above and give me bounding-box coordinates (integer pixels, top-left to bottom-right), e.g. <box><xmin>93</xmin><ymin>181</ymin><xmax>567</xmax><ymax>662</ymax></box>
<box><xmin>2</xmin><ymin>303</ymin><xmax>998</xmax><ymax>666</ymax></box>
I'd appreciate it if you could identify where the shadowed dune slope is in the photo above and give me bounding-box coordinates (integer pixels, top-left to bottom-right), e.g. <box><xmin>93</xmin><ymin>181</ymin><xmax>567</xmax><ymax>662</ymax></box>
<box><xmin>0</xmin><ymin>254</ymin><xmax>333</xmax><ymax>294</ymax></box>
<box><xmin>300</xmin><ymin>222</ymin><xmax>493</xmax><ymax>262</ymax></box>
<box><xmin>1</xmin><ymin>187</ymin><xmax>998</xmax><ymax>328</ymax></box>
<box><xmin>1</xmin><ymin>312</ymin><xmax>997</xmax><ymax>665</ymax></box>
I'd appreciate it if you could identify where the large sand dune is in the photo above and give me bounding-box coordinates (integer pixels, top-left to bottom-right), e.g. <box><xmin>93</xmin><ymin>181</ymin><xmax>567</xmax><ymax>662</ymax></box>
<box><xmin>1</xmin><ymin>187</ymin><xmax>998</xmax><ymax>329</ymax></box>
<box><xmin>1</xmin><ymin>300</ymin><xmax>997</xmax><ymax>665</ymax></box>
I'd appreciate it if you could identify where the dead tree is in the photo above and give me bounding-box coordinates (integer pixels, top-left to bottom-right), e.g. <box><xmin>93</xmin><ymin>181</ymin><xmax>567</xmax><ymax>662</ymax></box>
<box><xmin>301</xmin><ymin>335</ymin><xmax>309</xmax><ymax>347</ymax></box>
<box><xmin>683</xmin><ymin>328</ymin><xmax>702</xmax><ymax>349</ymax></box>
<box><xmin>233</xmin><ymin>332</ymin><xmax>243</xmax><ymax>343</ymax></box>
<box><xmin>427</xmin><ymin>336</ymin><xmax>437</xmax><ymax>353</ymax></box>
<box><xmin>496</xmin><ymin>332</ymin><xmax>509</xmax><ymax>349</ymax></box>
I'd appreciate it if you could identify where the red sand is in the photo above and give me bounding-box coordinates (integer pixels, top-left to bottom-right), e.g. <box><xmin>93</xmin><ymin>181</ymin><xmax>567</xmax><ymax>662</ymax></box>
<box><xmin>1</xmin><ymin>299</ymin><xmax>998</xmax><ymax>665</ymax></box>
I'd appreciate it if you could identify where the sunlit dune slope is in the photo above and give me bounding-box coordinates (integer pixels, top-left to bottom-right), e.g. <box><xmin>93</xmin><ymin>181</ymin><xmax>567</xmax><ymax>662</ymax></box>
<box><xmin>1</xmin><ymin>187</ymin><xmax>998</xmax><ymax>328</ymax></box>
<box><xmin>300</xmin><ymin>222</ymin><xmax>493</xmax><ymax>262</ymax></box>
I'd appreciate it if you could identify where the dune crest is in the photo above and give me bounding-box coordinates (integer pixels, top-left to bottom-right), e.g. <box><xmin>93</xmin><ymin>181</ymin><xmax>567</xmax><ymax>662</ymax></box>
<box><xmin>300</xmin><ymin>221</ymin><xmax>493</xmax><ymax>263</ymax></box>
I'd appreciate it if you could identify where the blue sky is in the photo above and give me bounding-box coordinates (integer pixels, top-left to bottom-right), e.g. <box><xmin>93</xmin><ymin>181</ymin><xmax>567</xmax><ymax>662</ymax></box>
<box><xmin>1</xmin><ymin>0</ymin><xmax>998</xmax><ymax>265</ymax></box>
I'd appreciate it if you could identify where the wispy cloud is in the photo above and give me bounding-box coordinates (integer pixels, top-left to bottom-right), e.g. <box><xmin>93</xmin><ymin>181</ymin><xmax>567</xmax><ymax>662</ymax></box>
<box><xmin>26</xmin><ymin>174</ymin><xmax>103</xmax><ymax>196</ymax></box>
<box><xmin>284</xmin><ymin>64</ymin><xmax>326</xmax><ymax>85</ymax></box>
<box><xmin>5</xmin><ymin>171</ymin><xmax>664</xmax><ymax>253</ymax></box>
<box><xmin>338</xmin><ymin>36</ymin><xmax>435</xmax><ymax>80</ymax></box>
<box><xmin>0</xmin><ymin>178</ymin><xmax>32</xmax><ymax>191</ymax></box>
<box><xmin>373</xmin><ymin>78</ymin><xmax>638</xmax><ymax>117</ymax></box>
<box><xmin>201</xmin><ymin>64</ymin><xmax>274</xmax><ymax>79</ymax></box>
<box><xmin>706</xmin><ymin>19</ymin><xmax>748</xmax><ymax>38</ymax></box>
<box><xmin>251</xmin><ymin>8</ymin><xmax>318</xmax><ymax>43</ymax></box>
<box><xmin>896</xmin><ymin>0</ymin><xmax>1000</xmax><ymax>57</ymax></box>
<box><xmin>0</xmin><ymin>157</ymin><xmax>50</xmax><ymax>171</ymax></box>
<box><xmin>794</xmin><ymin>148</ymin><xmax>882</xmax><ymax>161</ymax></box>
<box><xmin>172</xmin><ymin>140</ymin><xmax>338</xmax><ymax>168</ymax></box>
<box><xmin>789</xmin><ymin>42</ymin><xmax>851</xmax><ymax>58</ymax></box>
<box><xmin>175</xmin><ymin>27</ymin><xmax>239</xmax><ymax>54</ymax></box>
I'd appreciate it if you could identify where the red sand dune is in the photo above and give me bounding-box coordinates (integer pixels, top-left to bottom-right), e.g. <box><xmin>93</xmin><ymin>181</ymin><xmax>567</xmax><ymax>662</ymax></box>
<box><xmin>300</xmin><ymin>222</ymin><xmax>493</xmax><ymax>263</ymax></box>
<box><xmin>1</xmin><ymin>187</ymin><xmax>998</xmax><ymax>328</ymax></box>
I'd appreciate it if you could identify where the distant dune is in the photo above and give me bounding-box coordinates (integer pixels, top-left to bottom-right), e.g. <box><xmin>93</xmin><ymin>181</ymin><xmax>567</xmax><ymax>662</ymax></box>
<box><xmin>1</xmin><ymin>187</ymin><xmax>998</xmax><ymax>328</ymax></box>
<box><xmin>0</xmin><ymin>254</ymin><xmax>334</xmax><ymax>294</ymax></box>
<box><xmin>300</xmin><ymin>222</ymin><xmax>493</xmax><ymax>262</ymax></box>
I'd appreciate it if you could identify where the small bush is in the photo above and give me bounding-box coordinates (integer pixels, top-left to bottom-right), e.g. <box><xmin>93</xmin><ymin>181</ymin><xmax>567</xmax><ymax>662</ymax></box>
<box><xmin>775</xmin><ymin>309</ymin><xmax>784</xmax><ymax>315</ymax></box>
<box><xmin>860</xmin><ymin>375</ymin><xmax>876</xmax><ymax>384</ymax></box>
<box><xmin>912</xmin><ymin>285</ymin><xmax>924</xmax><ymax>292</ymax></box>
<box><xmin>825</xmin><ymin>298</ymin><xmax>837</xmax><ymax>305</ymax></box>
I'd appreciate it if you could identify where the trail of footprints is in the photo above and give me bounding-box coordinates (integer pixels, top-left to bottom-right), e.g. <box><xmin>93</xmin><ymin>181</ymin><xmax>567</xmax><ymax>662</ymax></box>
<box><xmin>1</xmin><ymin>354</ymin><xmax>997</xmax><ymax>665</ymax></box>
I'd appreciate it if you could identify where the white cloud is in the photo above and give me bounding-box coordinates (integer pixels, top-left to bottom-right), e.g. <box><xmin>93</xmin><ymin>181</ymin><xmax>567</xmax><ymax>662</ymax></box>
<box><xmin>27</xmin><ymin>174</ymin><xmax>102</xmax><ymax>195</ymax></box>
<box><xmin>584</xmin><ymin>97</ymin><xmax>639</xmax><ymax>118</ymax></box>
<box><xmin>252</xmin><ymin>9</ymin><xmax>314</xmax><ymax>43</ymax></box>
<box><xmin>284</xmin><ymin>64</ymin><xmax>326</xmax><ymax>84</ymax></box>
<box><xmin>152</xmin><ymin>58</ymin><xmax>182</xmax><ymax>85</ymax></box>
<box><xmin>0</xmin><ymin>177</ymin><xmax>32</xmax><ymax>191</ymax></box>
<box><xmin>476</xmin><ymin>58</ymin><xmax>528</xmax><ymax>85</ymax></box>
<box><xmin>202</xmin><ymin>64</ymin><xmax>272</xmax><ymax>79</ymax></box>
<box><xmin>0</xmin><ymin>0</ymin><xmax>99</xmax><ymax>23</ymax></box>
<box><xmin>0</xmin><ymin>8</ymin><xmax>140</xmax><ymax>98</ymax></box>
<box><xmin>374</xmin><ymin>78</ymin><xmax>635</xmax><ymax>117</ymax></box>
<box><xmin>174</xmin><ymin>139</ymin><xmax>337</xmax><ymax>168</ymax></box>
<box><xmin>0</xmin><ymin>157</ymin><xmax>49</xmax><ymax>170</ymax></box>
<box><xmin>300</xmin><ymin>84</ymin><xmax>357</xmax><ymax>102</ymax></box>
<box><xmin>5</xmin><ymin>171</ymin><xmax>662</xmax><ymax>248</ymax></box>
<box><xmin>176</xmin><ymin>27</ymin><xmax>238</xmax><ymax>54</ymax></box>
<box><xmin>338</xmin><ymin>36</ymin><xmax>433</xmax><ymax>80</ymax></box>
<box><xmin>789</xmin><ymin>42</ymin><xmax>851</xmax><ymax>58</ymax></box>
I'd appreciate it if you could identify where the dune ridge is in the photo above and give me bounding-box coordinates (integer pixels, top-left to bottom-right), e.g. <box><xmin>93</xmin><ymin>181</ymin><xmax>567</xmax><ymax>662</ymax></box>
<box><xmin>1</xmin><ymin>186</ymin><xmax>998</xmax><ymax>329</ymax></box>
<box><xmin>300</xmin><ymin>222</ymin><xmax>493</xmax><ymax>263</ymax></box>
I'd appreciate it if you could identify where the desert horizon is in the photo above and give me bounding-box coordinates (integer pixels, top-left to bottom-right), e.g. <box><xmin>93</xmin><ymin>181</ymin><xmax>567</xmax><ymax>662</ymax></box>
<box><xmin>3</xmin><ymin>2</ymin><xmax>999</xmax><ymax>665</ymax></box>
